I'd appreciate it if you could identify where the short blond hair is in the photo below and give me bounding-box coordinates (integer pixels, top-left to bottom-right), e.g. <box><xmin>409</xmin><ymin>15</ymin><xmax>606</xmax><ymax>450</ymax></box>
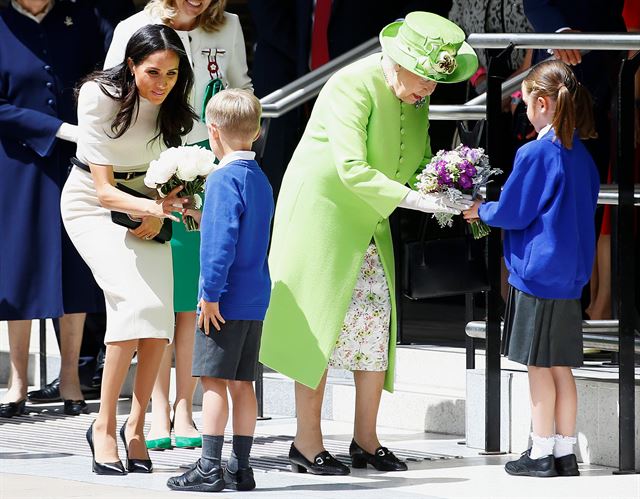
<box><xmin>145</xmin><ymin>0</ymin><xmax>227</xmax><ymax>32</ymax></box>
<box><xmin>206</xmin><ymin>89</ymin><xmax>261</xmax><ymax>142</ymax></box>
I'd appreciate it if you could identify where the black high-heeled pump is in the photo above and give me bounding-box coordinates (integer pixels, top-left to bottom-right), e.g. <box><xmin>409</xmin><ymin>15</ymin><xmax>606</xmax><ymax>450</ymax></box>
<box><xmin>86</xmin><ymin>421</ymin><xmax>126</xmax><ymax>475</ymax></box>
<box><xmin>120</xmin><ymin>418</ymin><xmax>153</xmax><ymax>473</ymax></box>
<box><xmin>349</xmin><ymin>439</ymin><xmax>408</xmax><ymax>471</ymax></box>
<box><xmin>288</xmin><ymin>443</ymin><xmax>350</xmax><ymax>475</ymax></box>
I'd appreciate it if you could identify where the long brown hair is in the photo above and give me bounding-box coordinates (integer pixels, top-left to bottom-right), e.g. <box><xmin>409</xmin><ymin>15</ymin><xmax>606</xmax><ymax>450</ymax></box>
<box><xmin>522</xmin><ymin>60</ymin><xmax>597</xmax><ymax>149</ymax></box>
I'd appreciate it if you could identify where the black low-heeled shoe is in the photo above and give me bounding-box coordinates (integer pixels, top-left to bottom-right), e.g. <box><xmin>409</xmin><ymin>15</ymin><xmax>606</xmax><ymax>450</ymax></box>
<box><xmin>0</xmin><ymin>398</ymin><xmax>26</xmax><ymax>418</ymax></box>
<box><xmin>289</xmin><ymin>443</ymin><xmax>350</xmax><ymax>475</ymax></box>
<box><xmin>86</xmin><ymin>421</ymin><xmax>126</xmax><ymax>475</ymax></box>
<box><xmin>349</xmin><ymin>439</ymin><xmax>408</xmax><ymax>471</ymax></box>
<box><xmin>63</xmin><ymin>399</ymin><xmax>89</xmax><ymax>416</ymax></box>
<box><xmin>120</xmin><ymin>419</ymin><xmax>153</xmax><ymax>473</ymax></box>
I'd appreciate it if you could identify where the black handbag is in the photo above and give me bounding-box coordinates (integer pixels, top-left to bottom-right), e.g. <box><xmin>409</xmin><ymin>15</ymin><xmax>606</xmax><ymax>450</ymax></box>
<box><xmin>110</xmin><ymin>183</ymin><xmax>172</xmax><ymax>244</ymax></box>
<box><xmin>402</xmin><ymin>215</ymin><xmax>490</xmax><ymax>299</ymax></box>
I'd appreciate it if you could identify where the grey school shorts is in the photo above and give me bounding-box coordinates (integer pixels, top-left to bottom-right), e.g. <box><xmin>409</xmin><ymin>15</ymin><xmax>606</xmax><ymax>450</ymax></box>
<box><xmin>192</xmin><ymin>319</ymin><xmax>263</xmax><ymax>381</ymax></box>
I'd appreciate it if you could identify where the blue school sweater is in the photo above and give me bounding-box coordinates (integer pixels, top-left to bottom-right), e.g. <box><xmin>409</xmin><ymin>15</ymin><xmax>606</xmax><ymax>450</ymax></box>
<box><xmin>198</xmin><ymin>158</ymin><xmax>274</xmax><ymax>320</ymax></box>
<box><xmin>478</xmin><ymin>129</ymin><xmax>600</xmax><ymax>299</ymax></box>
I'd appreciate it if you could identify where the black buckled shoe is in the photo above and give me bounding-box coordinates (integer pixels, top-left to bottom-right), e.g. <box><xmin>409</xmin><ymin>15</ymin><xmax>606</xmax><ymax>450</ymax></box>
<box><xmin>119</xmin><ymin>419</ymin><xmax>153</xmax><ymax>473</ymax></box>
<box><xmin>349</xmin><ymin>439</ymin><xmax>408</xmax><ymax>471</ymax></box>
<box><xmin>167</xmin><ymin>460</ymin><xmax>225</xmax><ymax>492</ymax></box>
<box><xmin>224</xmin><ymin>466</ymin><xmax>256</xmax><ymax>491</ymax></box>
<box><xmin>555</xmin><ymin>454</ymin><xmax>580</xmax><ymax>476</ymax></box>
<box><xmin>28</xmin><ymin>378</ymin><xmax>61</xmax><ymax>403</ymax></box>
<box><xmin>0</xmin><ymin>399</ymin><xmax>26</xmax><ymax>418</ymax></box>
<box><xmin>504</xmin><ymin>449</ymin><xmax>558</xmax><ymax>477</ymax></box>
<box><xmin>63</xmin><ymin>399</ymin><xmax>89</xmax><ymax>416</ymax></box>
<box><xmin>289</xmin><ymin>443</ymin><xmax>350</xmax><ymax>475</ymax></box>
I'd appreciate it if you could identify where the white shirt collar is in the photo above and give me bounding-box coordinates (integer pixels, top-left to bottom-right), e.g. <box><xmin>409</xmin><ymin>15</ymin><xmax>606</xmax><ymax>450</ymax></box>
<box><xmin>217</xmin><ymin>150</ymin><xmax>256</xmax><ymax>169</ymax></box>
<box><xmin>537</xmin><ymin>124</ymin><xmax>552</xmax><ymax>140</ymax></box>
<box><xmin>12</xmin><ymin>0</ymin><xmax>55</xmax><ymax>23</ymax></box>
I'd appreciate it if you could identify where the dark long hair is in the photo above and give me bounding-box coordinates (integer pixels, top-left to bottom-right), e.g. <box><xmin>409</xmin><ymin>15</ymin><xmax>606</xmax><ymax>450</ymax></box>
<box><xmin>81</xmin><ymin>24</ymin><xmax>197</xmax><ymax>147</ymax></box>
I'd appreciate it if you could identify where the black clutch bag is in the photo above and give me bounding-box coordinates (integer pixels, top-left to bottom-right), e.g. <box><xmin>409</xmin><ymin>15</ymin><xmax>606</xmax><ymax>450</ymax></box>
<box><xmin>110</xmin><ymin>183</ymin><xmax>172</xmax><ymax>243</ymax></box>
<box><xmin>402</xmin><ymin>215</ymin><xmax>490</xmax><ymax>299</ymax></box>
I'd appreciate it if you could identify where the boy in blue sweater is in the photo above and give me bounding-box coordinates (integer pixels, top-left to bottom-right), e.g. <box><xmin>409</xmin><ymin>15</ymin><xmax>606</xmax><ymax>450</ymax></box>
<box><xmin>465</xmin><ymin>61</ymin><xmax>599</xmax><ymax>478</ymax></box>
<box><xmin>167</xmin><ymin>89</ymin><xmax>273</xmax><ymax>493</ymax></box>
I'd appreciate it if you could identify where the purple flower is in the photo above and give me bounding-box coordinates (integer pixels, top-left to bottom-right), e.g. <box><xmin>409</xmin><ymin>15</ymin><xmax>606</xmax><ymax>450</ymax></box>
<box><xmin>459</xmin><ymin>174</ymin><xmax>472</xmax><ymax>189</ymax></box>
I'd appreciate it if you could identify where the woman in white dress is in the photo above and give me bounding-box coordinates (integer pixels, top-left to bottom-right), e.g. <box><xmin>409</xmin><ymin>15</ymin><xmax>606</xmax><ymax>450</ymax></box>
<box><xmin>104</xmin><ymin>0</ymin><xmax>252</xmax><ymax>450</ymax></box>
<box><xmin>61</xmin><ymin>24</ymin><xmax>196</xmax><ymax>475</ymax></box>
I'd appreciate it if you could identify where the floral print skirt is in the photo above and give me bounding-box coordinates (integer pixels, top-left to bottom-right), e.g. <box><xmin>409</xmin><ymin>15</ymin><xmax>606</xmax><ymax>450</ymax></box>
<box><xmin>328</xmin><ymin>243</ymin><xmax>391</xmax><ymax>372</ymax></box>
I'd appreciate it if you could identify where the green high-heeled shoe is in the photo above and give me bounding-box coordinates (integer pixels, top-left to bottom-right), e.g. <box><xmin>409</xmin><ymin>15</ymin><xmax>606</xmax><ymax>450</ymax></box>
<box><xmin>145</xmin><ymin>436</ymin><xmax>172</xmax><ymax>450</ymax></box>
<box><xmin>174</xmin><ymin>419</ymin><xmax>202</xmax><ymax>449</ymax></box>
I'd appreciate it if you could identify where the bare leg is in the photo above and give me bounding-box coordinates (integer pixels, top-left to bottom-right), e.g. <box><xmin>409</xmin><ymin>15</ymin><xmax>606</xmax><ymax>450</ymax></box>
<box><xmin>93</xmin><ymin>340</ymin><xmax>137</xmax><ymax>463</ymax></box>
<box><xmin>228</xmin><ymin>380</ymin><xmax>257</xmax><ymax>437</ymax></box>
<box><xmin>353</xmin><ymin>370</ymin><xmax>385</xmax><ymax>453</ymax></box>
<box><xmin>528</xmin><ymin>366</ymin><xmax>556</xmax><ymax>437</ymax></box>
<box><xmin>2</xmin><ymin>320</ymin><xmax>31</xmax><ymax>403</ymax></box>
<box><xmin>172</xmin><ymin>311</ymin><xmax>198</xmax><ymax>437</ymax></box>
<box><xmin>588</xmin><ymin>235</ymin><xmax>612</xmax><ymax>320</ymax></box>
<box><xmin>125</xmin><ymin>338</ymin><xmax>168</xmax><ymax>460</ymax></box>
<box><xmin>147</xmin><ymin>343</ymin><xmax>172</xmax><ymax>441</ymax></box>
<box><xmin>551</xmin><ymin>367</ymin><xmax>577</xmax><ymax>436</ymax></box>
<box><xmin>586</xmin><ymin>253</ymin><xmax>598</xmax><ymax>318</ymax></box>
<box><xmin>58</xmin><ymin>313</ymin><xmax>86</xmax><ymax>401</ymax></box>
<box><xmin>293</xmin><ymin>371</ymin><xmax>328</xmax><ymax>460</ymax></box>
<box><xmin>200</xmin><ymin>377</ymin><xmax>229</xmax><ymax>435</ymax></box>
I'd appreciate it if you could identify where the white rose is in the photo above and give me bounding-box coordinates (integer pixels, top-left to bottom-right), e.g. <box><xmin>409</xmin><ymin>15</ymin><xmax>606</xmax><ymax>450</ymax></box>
<box><xmin>144</xmin><ymin>148</ymin><xmax>179</xmax><ymax>187</ymax></box>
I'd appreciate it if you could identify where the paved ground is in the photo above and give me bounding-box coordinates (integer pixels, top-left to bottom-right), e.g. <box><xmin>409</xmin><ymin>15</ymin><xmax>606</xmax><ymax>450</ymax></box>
<box><xmin>1</xmin><ymin>401</ymin><xmax>638</xmax><ymax>499</ymax></box>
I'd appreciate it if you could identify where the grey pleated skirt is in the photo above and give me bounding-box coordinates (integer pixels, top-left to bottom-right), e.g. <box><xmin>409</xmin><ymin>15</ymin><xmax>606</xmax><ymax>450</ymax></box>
<box><xmin>502</xmin><ymin>286</ymin><xmax>583</xmax><ymax>367</ymax></box>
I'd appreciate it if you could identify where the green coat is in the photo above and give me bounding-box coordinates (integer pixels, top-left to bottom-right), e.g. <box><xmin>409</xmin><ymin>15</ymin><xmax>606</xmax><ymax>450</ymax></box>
<box><xmin>259</xmin><ymin>53</ymin><xmax>432</xmax><ymax>392</ymax></box>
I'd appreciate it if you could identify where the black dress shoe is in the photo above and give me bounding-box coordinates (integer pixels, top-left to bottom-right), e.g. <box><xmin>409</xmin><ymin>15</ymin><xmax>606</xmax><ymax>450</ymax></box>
<box><xmin>63</xmin><ymin>399</ymin><xmax>89</xmax><ymax>416</ymax></box>
<box><xmin>224</xmin><ymin>466</ymin><xmax>256</xmax><ymax>491</ymax></box>
<box><xmin>119</xmin><ymin>419</ymin><xmax>153</xmax><ymax>473</ymax></box>
<box><xmin>86</xmin><ymin>421</ymin><xmax>126</xmax><ymax>475</ymax></box>
<box><xmin>28</xmin><ymin>378</ymin><xmax>61</xmax><ymax>403</ymax></box>
<box><xmin>167</xmin><ymin>460</ymin><xmax>225</xmax><ymax>492</ymax></box>
<box><xmin>349</xmin><ymin>439</ymin><xmax>408</xmax><ymax>471</ymax></box>
<box><xmin>289</xmin><ymin>443</ymin><xmax>350</xmax><ymax>475</ymax></box>
<box><xmin>505</xmin><ymin>449</ymin><xmax>558</xmax><ymax>477</ymax></box>
<box><xmin>555</xmin><ymin>454</ymin><xmax>580</xmax><ymax>476</ymax></box>
<box><xmin>0</xmin><ymin>399</ymin><xmax>26</xmax><ymax>418</ymax></box>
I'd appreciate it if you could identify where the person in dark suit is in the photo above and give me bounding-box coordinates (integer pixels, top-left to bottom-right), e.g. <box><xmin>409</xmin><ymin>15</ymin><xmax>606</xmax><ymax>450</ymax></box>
<box><xmin>248</xmin><ymin>0</ymin><xmax>450</xmax><ymax>196</ymax></box>
<box><xmin>0</xmin><ymin>0</ymin><xmax>108</xmax><ymax>417</ymax></box>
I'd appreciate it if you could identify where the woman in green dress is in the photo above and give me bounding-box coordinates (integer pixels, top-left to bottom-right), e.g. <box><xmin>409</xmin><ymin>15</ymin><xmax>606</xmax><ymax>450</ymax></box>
<box><xmin>259</xmin><ymin>12</ymin><xmax>478</xmax><ymax>474</ymax></box>
<box><xmin>104</xmin><ymin>0</ymin><xmax>252</xmax><ymax>449</ymax></box>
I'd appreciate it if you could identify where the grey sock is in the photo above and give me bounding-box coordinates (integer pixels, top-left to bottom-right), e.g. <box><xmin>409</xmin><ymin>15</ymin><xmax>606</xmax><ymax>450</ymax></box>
<box><xmin>227</xmin><ymin>435</ymin><xmax>253</xmax><ymax>472</ymax></box>
<box><xmin>200</xmin><ymin>435</ymin><xmax>224</xmax><ymax>472</ymax></box>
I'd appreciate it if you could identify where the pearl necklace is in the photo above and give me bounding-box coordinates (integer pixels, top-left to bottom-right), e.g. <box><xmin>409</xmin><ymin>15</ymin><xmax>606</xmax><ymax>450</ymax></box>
<box><xmin>380</xmin><ymin>62</ymin><xmax>426</xmax><ymax>109</ymax></box>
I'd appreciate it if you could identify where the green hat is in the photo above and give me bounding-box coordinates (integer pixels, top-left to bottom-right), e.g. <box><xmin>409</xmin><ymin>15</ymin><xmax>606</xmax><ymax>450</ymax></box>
<box><xmin>379</xmin><ymin>11</ymin><xmax>478</xmax><ymax>84</ymax></box>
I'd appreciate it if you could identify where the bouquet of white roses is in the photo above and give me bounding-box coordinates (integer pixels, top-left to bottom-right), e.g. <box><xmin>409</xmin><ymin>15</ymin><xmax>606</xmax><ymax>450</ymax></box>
<box><xmin>416</xmin><ymin>145</ymin><xmax>502</xmax><ymax>239</ymax></box>
<box><xmin>145</xmin><ymin>145</ymin><xmax>217</xmax><ymax>231</ymax></box>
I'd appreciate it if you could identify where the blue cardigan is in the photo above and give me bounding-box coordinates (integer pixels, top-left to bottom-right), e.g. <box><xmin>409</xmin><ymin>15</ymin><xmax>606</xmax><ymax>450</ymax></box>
<box><xmin>199</xmin><ymin>159</ymin><xmax>274</xmax><ymax>320</ymax></box>
<box><xmin>479</xmin><ymin>130</ymin><xmax>600</xmax><ymax>299</ymax></box>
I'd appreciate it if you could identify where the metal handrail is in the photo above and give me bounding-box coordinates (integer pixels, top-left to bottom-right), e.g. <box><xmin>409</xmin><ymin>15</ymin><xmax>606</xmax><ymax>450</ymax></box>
<box><xmin>467</xmin><ymin>33</ymin><xmax>640</xmax><ymax>50</ymax></box>
<box><xmin>477</xmin><ymin>184</ymin><xmax>640</xmax><ymax>206</ymax></box>
<box><xmin>465</xmin><ymin>320</ymin><xmax>640</xmax><ymax>354</ymax></box>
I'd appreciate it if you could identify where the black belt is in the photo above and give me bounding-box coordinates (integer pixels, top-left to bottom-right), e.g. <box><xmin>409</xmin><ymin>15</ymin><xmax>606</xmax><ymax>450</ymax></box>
<box><xmin>71</xmin><ymin>157</ymin><xmax>146</xmax><ymax>181</ymax></box>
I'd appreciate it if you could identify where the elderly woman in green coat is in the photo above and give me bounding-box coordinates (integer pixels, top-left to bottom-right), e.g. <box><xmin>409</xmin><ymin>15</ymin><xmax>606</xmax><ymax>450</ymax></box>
<box><xmin>260</xmin><ymin>12</ymin><xmax>478</xmax><ymax>475</ymax></box>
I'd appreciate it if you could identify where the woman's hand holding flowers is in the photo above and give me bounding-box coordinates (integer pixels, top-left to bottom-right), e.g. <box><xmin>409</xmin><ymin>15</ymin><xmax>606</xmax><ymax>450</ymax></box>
<box><xmin>399</xmin><ymin>190</ymin><xmax>473</xmax><ymax>214</ymax></box>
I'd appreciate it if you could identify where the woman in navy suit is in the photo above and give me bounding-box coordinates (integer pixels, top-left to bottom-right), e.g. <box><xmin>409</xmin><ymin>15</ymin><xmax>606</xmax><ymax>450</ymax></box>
<box><xmin>0</xmin><ymin>0</ymin><xmax>106</xmax><ymax>417</ymax></box>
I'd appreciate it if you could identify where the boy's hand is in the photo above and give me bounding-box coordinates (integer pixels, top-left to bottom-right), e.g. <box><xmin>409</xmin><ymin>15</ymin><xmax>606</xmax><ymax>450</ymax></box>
<box><xmin>182</xmin><ymin>208</ymin><xmax>202</xmax><ymax>225</ymax></box>
<box><xmin>198</xmin><ymin>298</ymin><xmax>225</xmax><ymax>335</ymax></box>
<box><xmin>463</xmin><ymin>199</ymin><xmax>483</xmax><ymax>221</ymax></box>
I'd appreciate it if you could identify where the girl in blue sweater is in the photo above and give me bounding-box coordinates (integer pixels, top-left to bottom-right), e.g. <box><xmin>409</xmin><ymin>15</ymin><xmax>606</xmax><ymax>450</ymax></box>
<box><xmin>464</xmin><ymin>61</ymin><xmax>599</xmax><ymax>477</ymax></box>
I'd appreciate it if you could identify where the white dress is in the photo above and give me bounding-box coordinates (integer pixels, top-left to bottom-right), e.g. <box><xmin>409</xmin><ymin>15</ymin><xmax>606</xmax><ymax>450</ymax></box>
<box><xmin>103</xmin><ymin>10</ymin><xmax>252</xmax><ymax>144</ymax></box>
<box><xmin>60</xmin><ymin>81</ymin><xmax>174</xmax><ymax>343</ymax></box>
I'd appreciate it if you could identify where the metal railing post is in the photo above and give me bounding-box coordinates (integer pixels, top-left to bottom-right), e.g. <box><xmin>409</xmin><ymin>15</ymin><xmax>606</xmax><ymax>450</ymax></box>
<box><xmin>614</xmin><ymin>52</ymin><xmax>639</xmax><ymax>475</ymax></box>
<box><xmin>482</xmin><ymin>45</ymin><xmax>512</xmax><ymax>455</ymax></box>
<box><xmin>39</xmin><ymin>319</ymin><xmax>47</xmax><ymax>388</ymax></box>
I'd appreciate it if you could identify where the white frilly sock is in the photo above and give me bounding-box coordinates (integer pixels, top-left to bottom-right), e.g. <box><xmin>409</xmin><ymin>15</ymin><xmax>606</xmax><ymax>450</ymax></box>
<box><xmin>530</xmin><ymin>433</ymin><xmax>555</xmax><ymax>459</ymax></box>
<box><xmin>553</xmin><ymin>434</ymin><xmax>577</xmax><ymax>458</ymax></box>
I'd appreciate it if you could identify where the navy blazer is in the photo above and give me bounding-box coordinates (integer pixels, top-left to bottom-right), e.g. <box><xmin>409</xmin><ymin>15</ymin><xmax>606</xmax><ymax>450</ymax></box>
<box><xmin>0</xmin><ymin>2</ymin><xmax>106</xmax><ymax>319</ymax></box>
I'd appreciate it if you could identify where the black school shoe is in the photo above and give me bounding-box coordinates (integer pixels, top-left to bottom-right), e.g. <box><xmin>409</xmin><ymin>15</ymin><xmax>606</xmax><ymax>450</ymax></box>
<box><xmin>555</xmin><ymin>454</ymin><xmax>580</xmax><ymax>476</ymax></box>
<box><xmin>349</xmin><ymin>439</ymin><xmax>408</xmax><ymax>471</ymax></box>
<box><xmin>224</xmin><ymin>466</ymin><xmax>256</xmax><ymax>491</ymax></box>
<box><xmin>504</xmin><ymin>449</ymin><xmax>558</xmax><ymax>477</ymax></box>
<box><xmin>167</xmin><ymin>460</ymin><xmax>225</xmax><ymax>492</ymax></box>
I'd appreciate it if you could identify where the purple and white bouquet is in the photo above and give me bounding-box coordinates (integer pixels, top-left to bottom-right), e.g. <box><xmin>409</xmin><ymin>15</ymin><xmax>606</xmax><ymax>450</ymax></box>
<box><xmin>144</xmin><ymin>145</ymin><xmax>217</xmax><ymax>231</ymax></box>
<box><xmin>416</xmin><ymin>145</ymin><xmax>501</xmax><ymax>239</ymax></box>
